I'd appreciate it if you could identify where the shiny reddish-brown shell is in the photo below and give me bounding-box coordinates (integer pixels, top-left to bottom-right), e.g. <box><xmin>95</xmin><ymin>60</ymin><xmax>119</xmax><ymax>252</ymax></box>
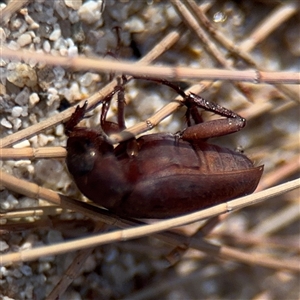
<box><xmin>66</xmin><ymin>132</ymin><xmax>263</xmax><ymax>218</ymax></box>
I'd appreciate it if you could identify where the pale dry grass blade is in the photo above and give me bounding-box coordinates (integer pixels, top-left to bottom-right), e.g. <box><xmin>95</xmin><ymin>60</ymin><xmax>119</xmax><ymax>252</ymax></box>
<box><xmin>239</xmin><ymin>2</ymin><xmax>298</xmax><ymax>52</ymax></box>
<box><xmin>0</xmin><ymin>147</ymin><xmax>66</xmax><ymax>159</ymax></box>
<box><xmin>1</xmin><ymin>170</ymin><xmax>299</xmax><ymax>265</ymax></box>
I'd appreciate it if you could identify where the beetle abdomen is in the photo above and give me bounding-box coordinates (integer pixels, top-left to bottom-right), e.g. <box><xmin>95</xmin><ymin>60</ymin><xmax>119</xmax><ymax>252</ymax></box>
<box><xmin>193</xmin><ymin>142</ymin><xmax>254</xmax><ymax>173</ymax></box>
<box><xmin>113</xmin><ymin>165</ymin><xmax>263</xmax><ymax>218</ymax></box>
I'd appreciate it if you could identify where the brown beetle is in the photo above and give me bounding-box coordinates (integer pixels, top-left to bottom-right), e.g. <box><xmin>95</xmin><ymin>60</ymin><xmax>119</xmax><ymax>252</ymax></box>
<box><xmin>65</xmin><ymin>79</ymin><xmax>263</xmax><ymax>218</ymax></box>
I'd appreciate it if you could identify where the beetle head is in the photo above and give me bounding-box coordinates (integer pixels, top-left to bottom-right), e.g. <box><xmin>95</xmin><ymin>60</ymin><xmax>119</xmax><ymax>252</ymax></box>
<box><xmin>66</xmin><ymin>128</ymin><xmax>114</xmax><ymax>177</ymax></box>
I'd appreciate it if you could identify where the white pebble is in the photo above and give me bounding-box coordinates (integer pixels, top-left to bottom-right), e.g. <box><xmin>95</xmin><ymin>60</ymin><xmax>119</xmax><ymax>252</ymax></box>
<box><xmin>0</xmin><ymin>27</ymin><xmax>6</xmax><ymax>42</ymax></box>
<box><xmin>33</xmin><ymin>36</ymin><xmax>40</xmax><ymax>43</ymax></box>
<box><xmin>53</xmin><ymin>66</ymin><xmax>65</xmax><ymax>80</ymax></box>
<box><xmin>55</xmin><ymin>123</ymin><xmax>64</xmax><ymax>136</ymax></box>
<box><xmin>7</xmin><ymin>40</ymin><xmax>20</xmax><ymax>50</ymax></box>
<box><xmin>47</xmin><ymin>88</ymin><xmax>59</xmax><ymax>105</ymax></box>
<box><xmin>68</xmin><ymin>45</ymin><xmax>78</xmax><ymax>57</ymax></box>
<box><xmin>65</xmin><ymin>0</ymin><xmax>82</xmax><ymax>10</ymax></box>
<box><xmin>79</xmin><ymin>72</ymin><xmax>94</xmax><ymax>87</ymax></box>
<box><xmin>24</xmin><ymin>13</ymin><xmax>40</xmax><ymax>29</ymax></box>
<box><xmin>124</xmin><ymin>16</ymin><xmax>145</xmax><ymax>33</ymax></box>
<box><xmin>0</xmin><ymin>241</ymin><xmax>9</xmax><ymax>252</ymax></box>
<box><xmin>0</xmin><ymin>266</ymin><xmax>9</xmax><ymax>276</ymax></box>
<box><xmin>38</xmin><ymin>262</ymin><xmax>51</xmax><ymax>273</ymax></box>
<box><xmin>17</xmin><ymin>33</ymin><xmax>32</xmax><ymax>47</ymax></box>
<box><xmin>11</xmin><ymin>106</ymin><xmax>23</xmax><ymax>117</ymax></box>
<box><xmin>0</xmin><ymin>201</ymin><xmax>9</xmax><ymax>210</ymax></box>
<box><xmin>12</xmin><ymin>118</ymin><xmax>22</xmax><ymax>130</ymax></box>
<box><xmin>49</xmin><ymin>28</ymin><xmax>61</xmax><ymax>41</ymax></box>
<box><xmin>43</xmin><ymin>40</ymin><xmax>51</xmax><ymax>52</ymax></box>
<box><xmin>14</xmin><ymin>160</ymin><xmax>31</xmax><ymax>167</ymax></box>
<box><xmin>66</xmin><ymin>37</ymin><xmax>74</xmax><ymax>47</ymax></box>
<box><xmin>21</xmin><ymin>235</ymin><xmax>36</xmax><ymax>250</ymax></box>
<box><xmin>13</xmin><ymin>139</ymin><xmax>30</xmax><ymax>148</ymax></box>
<box><xmin>1</xmin><ymin>195</ymin><xmax>18</xmax><ymax>209</ymax></box>
<box><xmin>37</xmin><ymin>134</ymin><xmax>50</xmax><ymax>147</ymax></box>
<box><xmin>64</xmin><ymin>81</ymin><xmax>81</xmax><ymax>101</ymax></box>
<box><xmin>1</xmin><ymin>118</ymin><xmax>12</xmax><ymax>128</ymax></box>
<box><xmin>29</xmin><ymin>92</ymin><xmax>40</xmax><ymax>106</ymax></box>
<box><xmin>78</xmin><ymin>1</ymin><xmax>103</xmax><ymax>24</ymax></box>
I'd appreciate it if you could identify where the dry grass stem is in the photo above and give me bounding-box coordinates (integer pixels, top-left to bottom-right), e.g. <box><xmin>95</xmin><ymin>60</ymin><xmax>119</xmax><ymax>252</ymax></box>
<box><xmin>1</xmin><ymin>169</ymin><xmax>299</xmax><ymax>265</ymax></box>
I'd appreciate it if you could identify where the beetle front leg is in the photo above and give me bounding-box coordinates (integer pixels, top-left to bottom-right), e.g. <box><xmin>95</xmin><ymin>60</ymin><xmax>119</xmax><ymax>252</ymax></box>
<box><xmin>64</xmin><ymin>101</ymin><xmax>88</xmax><ymax>135</ymax></box>
<box><xmin>100</xmin><ymin>77</ymin><xmax>128</xmax><ymax>135</ymax></box>
<box><xmin>181</xmin><ymin>93</ymin><xmax>246</xmax><ymax>141</ymax></box>
<box><xmin>117</xmin><ymin>76</ymin><xmax>127</xmax><ymax>131</ymax></box>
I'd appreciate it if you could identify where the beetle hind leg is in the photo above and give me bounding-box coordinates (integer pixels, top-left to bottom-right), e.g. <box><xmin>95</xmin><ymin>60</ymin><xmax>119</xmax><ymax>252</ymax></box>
<box><xmin>181</xmin><ymin>93</ymin><xmax>246</xmax><ymax>141</ymax></box>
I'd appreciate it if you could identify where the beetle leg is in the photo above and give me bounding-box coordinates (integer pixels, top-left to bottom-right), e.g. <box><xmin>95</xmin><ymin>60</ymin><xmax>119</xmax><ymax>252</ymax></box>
<box><xmin>117</xmin><ymin>76</ymin><xmax>127</xmax><ymax>131</ymax></box>
<box><xmin>181</xmin><ymin>93</ymin><xmax>246</xmax><ymax>141</ymax></box>
<box><xmin>185</xmin><ymin>103</ymin><xmax>204</xmax><ymax>127</ymax></box>
<box><xmin>100</xmin><ymin>76</ymin><xmax>128</xmax><ymax>135</ymax></box>
<box><xmin>64</xmin><ymin>101</ymin><xmax>88</xmax><ymax>135</ymax></box>
<box><xmin>181</xmin><ymin>118</ymin><xmax>246</xmax><ymax>140</ymax></box>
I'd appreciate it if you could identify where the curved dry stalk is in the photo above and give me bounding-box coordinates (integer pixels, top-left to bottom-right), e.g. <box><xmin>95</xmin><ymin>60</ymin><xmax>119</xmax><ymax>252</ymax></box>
<box><xmin>1</xmin><ymin>168</ymin><xmax>299</xmax><ymax>265</ymax></box>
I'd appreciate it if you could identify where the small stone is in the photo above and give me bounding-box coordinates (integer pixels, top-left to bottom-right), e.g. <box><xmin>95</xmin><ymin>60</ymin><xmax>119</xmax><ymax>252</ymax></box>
<box><xmin>1</xmin><ymin>118</ymin><xmax>12</xmax><ymax>128</ymax></box>
<box><xmin>78</xmin><ymin>1</ymin><xmax>104</xmax><ymax>24</ymax></box>
<box><xmin>17</xmin><ymin>32</ymin><xmax>32</xmax><ymax>47</ymax></box>
<box><xmin>12</xmin><ymin>118</ymin><xmax>22</xmax><ymax>130</ymax></box>
<box><xmin>7</xmin><ymin>63</ymin><xmax>37</xmax><ymax>87</ymax></box>
<box><xmin>7</xmin><ymin>40</ymin><xmax>20</xmax><ymax>50</ymax></box>
<box><xmin>47</xmin><ymin>88</ymin><xmax>59</xmax><ymax>105</ymax></box>
<box><xmin>24</xmin><ymin>13</ymin><xmax>40</xmax><ymax>29</ymax></box>
<box><xmin>29</xmin><ymin>92</ymin><xmax>40</xmax><ymax>106</ymax></box>
<box><xmin>49</xmin><ymin>28</ymin><xmax>61</xmax><ymax>41</ymax></box>
<box><xmin>54</xmin><ymin>0</ymin><xmax>69</xmax><ymax>19</ymax></box>
<box><xmin>11</xmin><ymin>106</ymin><xmax>23</xmax><ymax>117</ymax></box>
<box><xmin>55</xmin><ymin>124</ymin><xmax>64</xmax><ymax>136</ymax></box>
<box><xmin>0</xmin><ymin>266</ymin><xmax>9</xmax><ymax>277</ymax></box>
<box><xmin>20</xmin><ymin>265</ymin><xmax>33</xmax><ymax>276</ymax></box>
<box><xmin>68</xmin><ymin>45</ymin><xmax>78</xmax><ymax>57</ymax></box>
<box><xmin>0</xmin><ymin>83</ymin><xmax>6</xmax><ymax>95</ymax></box>
<box><xmin>37</xmin><ymin>66</ymin><xmax>55</xmax><ymax>89</ymax></box>
<box><xmin>43</xmin><ymin>40</ymin><xmax>51</xmax><ymax>52</ymax></box>
<box><xmin>0</xmin><ymin>27</ymin><xmax>6</xmax><ymax>42</ymax></box>
<box><xmin>124</xmin><ymin>16</ymin><xmax>145</xmax><ymax>33</ymax></box>
<box><xmin>65</xmin><ymin>0</ymin><xmax>82</xmax><ymax>10</ymax></box>
<box><xmin>0</xmin><ymin>241</ymin><xmax>9</xmax><ymax>252</ymax></box>
<box><xmin>12</xmin><ymin>269</ymin><xmax>22</xmax><ymax>278</ymax></box>
<box><xmin>14</xmin><ymin>87</ymin><xmax>30</xmax><ymax>105</ymax></box>
<box><xmin>13</xmin><ymin>140</ymin><xmax>30</xmax><ymax>148</ymax></box>
<box><xmin>47</xmin><ymin>230</ymin><xmax>64</xmax><ymax>244</ymax></box>
<box><xmin>14</xmin><ymin>160</ymin><xmax>31</xmax><ymax>167</ymax></box>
